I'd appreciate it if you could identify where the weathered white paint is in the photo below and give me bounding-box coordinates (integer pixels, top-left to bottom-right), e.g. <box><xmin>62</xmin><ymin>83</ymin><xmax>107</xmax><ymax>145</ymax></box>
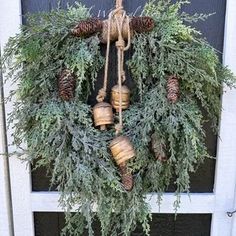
<box><xmin>0</xmin><ymin>0</ymin><xmax>35</xmax><ymax>236</ymax></box>
<box><xmin>0</xmin><ymin>52</ymin><xmax>14</xmax><ymax>236</ymax></box>
<box><xmin>232</xmin><ymin>187</ymin><xmax>236</xmax><ymax>236</ymax></box>
<box><xmin>0</xmin><ymin>107</ymin><xmax>12</xmax><ymax>236</ymax></box>
<box><xmin>211</xmin><ymin>0</ymin><xmax>236</xmax><ymax>236</ymax></box>
<box><xmin>31</xmin><ymin>192</ymin><xmax>215</xmax><ymax>213</ymax></box>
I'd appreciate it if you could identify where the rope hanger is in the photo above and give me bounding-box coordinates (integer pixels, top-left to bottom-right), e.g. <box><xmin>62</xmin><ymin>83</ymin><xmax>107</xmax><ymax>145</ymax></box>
<box><xmin>96</xmin><ymin>0</ymin><xmax>131</xmax><ymax>135</ymax></box>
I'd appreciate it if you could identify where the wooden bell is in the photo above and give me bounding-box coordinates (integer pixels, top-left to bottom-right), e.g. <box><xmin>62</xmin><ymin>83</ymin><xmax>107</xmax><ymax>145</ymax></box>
<box><xmin>93</xmin><ymin>102</ymin><xmax>114</xmax><ymax>130</ymax></box>
<box><xmin>110</xmin><ymin>136</ymin><xmax>135</xmax><ymax>166</ymax></box>
<box><xmin>111</xmin><ymin>85</ymin><xmax>130</xmax><ymax>112</ymax></box>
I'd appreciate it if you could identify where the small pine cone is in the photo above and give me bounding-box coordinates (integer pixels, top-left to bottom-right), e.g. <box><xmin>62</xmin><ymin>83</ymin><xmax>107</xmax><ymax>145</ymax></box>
<box><xmin>119</xmin><ymin>164</ymin><xmax>133</xmax><ymax>191</ymax></box>
<box><xmin>167</xmin><ymin>75</ymin><xmax>179</xmax><ymax>103</ymax></box>
<box><xmin>151</xmin><ymin>134</ymin><xmax>168</xmax><ymax>162</ymax></box>
<box><xmin>130</xmin><ymin>16</ymin><xmax>155</xmax><ymax>33</ymax></box>
<box><xmin>71</xmin><ymin>18</ymin><xmax>103</xmax><ymax>37</ymax></box>
<box><xmin>58</xmin><ymin>69</ymin><xmax>76</xmax><ymax>101</ymax></box>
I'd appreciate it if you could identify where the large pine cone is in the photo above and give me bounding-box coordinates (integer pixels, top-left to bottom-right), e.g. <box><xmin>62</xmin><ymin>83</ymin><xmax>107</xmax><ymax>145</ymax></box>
<box><xmin>130</xmin><ymin>16</ymin><xmax>155</xmax><ymax>33</ymax></box>
<box><xmin>58</xmin><ymin>69</ymin><xmax>76</xmax><ymax>101</ymax></box>
<box><xmin>167</xmin><ymin>75</ymin><xmax>179</xmax><ymax>103</ymax></box>
<box><xmin>71</xmin><ymin>18</ymin><xmax>103</xmax><ymax>37</ymax></box>
<box><xmin>119</xmin><ymin>164</ymin><xmax>133</xmax><ymax>191</ymax></box>
<box><xmin>151</xmin><ymin>134</ymin><xmax>167</xmax><ymax>162</ymax></box>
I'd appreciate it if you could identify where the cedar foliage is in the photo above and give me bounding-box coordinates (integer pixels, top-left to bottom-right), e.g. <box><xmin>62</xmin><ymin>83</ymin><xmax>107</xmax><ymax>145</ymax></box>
<box><xmin>2</xmin><ymin>1</ymin><xmax>235</xmax><ymax>235</ymax></box>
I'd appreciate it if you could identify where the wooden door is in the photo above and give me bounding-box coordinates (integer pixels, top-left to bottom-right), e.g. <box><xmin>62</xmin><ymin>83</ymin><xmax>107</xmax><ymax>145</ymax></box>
<box><xmin>1</xmin><ymin>0</ymin><xmax>236</xmax><ymax>235</ymax></box>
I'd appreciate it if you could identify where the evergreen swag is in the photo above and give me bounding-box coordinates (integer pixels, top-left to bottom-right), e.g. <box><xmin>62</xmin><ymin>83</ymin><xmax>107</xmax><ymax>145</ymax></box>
<box><xmin>2</xmin><ymin>0</ymin><xmax>236</xmax><ymax>235</ymax></box>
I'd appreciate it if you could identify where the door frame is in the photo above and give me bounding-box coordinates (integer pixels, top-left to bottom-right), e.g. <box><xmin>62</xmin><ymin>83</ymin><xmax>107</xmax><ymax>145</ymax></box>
<box><xmin>0</xmin><ymin>0</ymin><xmax>236</xmax><ymax>235</ymax></box>
<box><xmin>211</xmin><ymin>1</ymin><xmax>236</xmax><ymax>235</ymax></box>
<box><xmin>0</xmin><ymin>1</ymin><xmax>34</xmax><ymax>235</ymax></box>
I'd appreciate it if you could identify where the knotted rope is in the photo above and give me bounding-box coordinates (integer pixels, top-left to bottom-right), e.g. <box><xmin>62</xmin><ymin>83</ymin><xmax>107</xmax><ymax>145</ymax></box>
<box><xmin>96</xmin><ymin>6</ymin><xmax>125</xmax><ymax>103</ymax></box>
<box><xmin>96</xmin><ymin>0</ymin><xmax>131</xmax><ymax>135</ymax></box>
<box><xmin>114</xmin><ymin>10</ymin><xmax>131</xmax><ymax>135</ymax></box>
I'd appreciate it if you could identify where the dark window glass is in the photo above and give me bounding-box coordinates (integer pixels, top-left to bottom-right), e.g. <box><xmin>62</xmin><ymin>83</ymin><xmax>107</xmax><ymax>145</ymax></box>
<box><xmin>34</xmin><ymin>212</ymin><xmax>211</xmax><ymax>236</ymax></box>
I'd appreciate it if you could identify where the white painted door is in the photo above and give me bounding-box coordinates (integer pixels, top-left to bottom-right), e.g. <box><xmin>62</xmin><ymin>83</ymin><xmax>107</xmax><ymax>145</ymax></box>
<box><xmin>0</xmin><ymin>0</ymin><xmax>236</xmax><ymax>235</ymax></box>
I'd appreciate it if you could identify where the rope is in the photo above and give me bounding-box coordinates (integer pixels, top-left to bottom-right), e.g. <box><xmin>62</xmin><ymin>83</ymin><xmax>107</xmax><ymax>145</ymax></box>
<box><xmin>116</xmin><ymin>0</ymin><xmax>123</xmax><ymax>9</ymax></box>
<box><xmin>96</xmin><ymin>0</ymin><xmax>131</xmax><ymax>136</ymax></box>
<box><xmin>96</xmin><ymin>6</ymin><xmax>125</xmax><ymax>103</ymax></box>
<box><xmin>114</xmin><ymin>11</ymin><xmax>131</xmax><ymax>135</ymax></box>
<box><xmin>96</xmin><ymin>12</ymin><xmax>112</xmax><ymax>102</ymax></box>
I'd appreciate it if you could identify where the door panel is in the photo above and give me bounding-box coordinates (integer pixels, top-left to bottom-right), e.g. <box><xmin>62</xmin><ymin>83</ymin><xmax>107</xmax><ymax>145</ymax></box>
<box><xmin>31</xmin><ymin>157</ymin><xmax>216</xmax><ymax>192</ymax></box>
<box><xmin>34</xmin><ymin>212</ymin><xmax>212</xmax><ymax>236</ymax></box>
<box><xmin>16</xmin><ymin>1</ymin><xmax>230</xmax><ymax>236</ymax></box>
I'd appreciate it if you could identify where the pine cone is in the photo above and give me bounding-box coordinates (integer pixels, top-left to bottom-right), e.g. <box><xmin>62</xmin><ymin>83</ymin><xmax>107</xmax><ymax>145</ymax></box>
<box><xmin>58</xmin><ymin>69</ymin><xmax>76</xmax><ymax>101</ymax></box>
<box><xmin>151</xmin><ymin>134</ymin><xmax>167</xmax><ymax>162</ymax></box>
<box><xmin>71</xmin><ymin>18</ymin><xmax>103</xmax><ymax>37</ymax></box>
<box><xmin>167</xmin><ymin>75</ymin><xmax>179</xmax><ymax>103</ymax></box>
<box><xmin>130</xmin><ymin>16</ymin><xmax>155</xmax><ymax>33</ymax></box>
<box><xmin>119</xmin><ymin>164</ymin><xmax>133</xmax><ymax>191</ymax></box>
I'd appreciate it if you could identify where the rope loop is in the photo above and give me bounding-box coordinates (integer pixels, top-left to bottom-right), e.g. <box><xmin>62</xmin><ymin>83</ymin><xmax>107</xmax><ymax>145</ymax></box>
<box><xmin>116</xmin><ymin>39</ymin><xmax>125</xmax><ymax>49</ymax></box>
<box><xmin>96</xmin><ymin>88</ymin><xmax>107</xmax><ymax>103</ymax></box>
